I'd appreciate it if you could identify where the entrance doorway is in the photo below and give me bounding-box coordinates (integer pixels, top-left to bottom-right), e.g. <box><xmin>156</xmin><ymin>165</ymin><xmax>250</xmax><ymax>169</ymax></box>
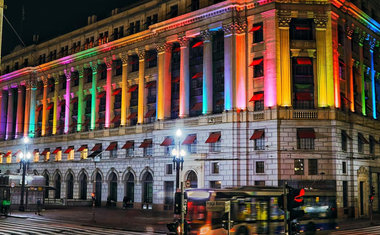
<box><xmin>95</xmin><ymin>172</ymin><xmax>102</xmax><ymax>206</ymax></box>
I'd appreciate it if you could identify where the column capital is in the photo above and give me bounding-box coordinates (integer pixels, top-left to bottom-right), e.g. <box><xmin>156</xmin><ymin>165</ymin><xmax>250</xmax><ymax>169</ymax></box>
<box><xmin>346</xmin><ymin>22</ymin><xmax>355</xmax><ymax>39</ymax></box>
<box><xmin>76</xmin><ymin>66</ymin><xmax>84</xmax><ymax>77</ymax></box>
<box><xmin>30</xmin><ymin>72</ymin><xmax>38</xmax><ymax>89</ymax></box>
<box><xmin>222</xmin><ymin>22</ymin><xmax>247</xmax><ymax>35</ymax></box>
<box><xmin>156</xmin><ymin>42</ymin><xmax>167</xmax><ymax>54</ymax></box>
<box><xmin>103</xmin><ymin>58</ymin><xmax>112</xmax><ymax>69</ymax></box>
<box><xmin>119</xmin><ymin>53</ymin><xmax>129</xmax><ymax>65</ymax></box>
<box><xmin>41</xmin><ymin>76</ymin><xmax>48</xmax><ymax>87</ymax></box>
<box><xmin>54</xmin><ymin>76</ymin><xmax>60</xmax><ymax>85</ymax></box>
<box><xmin>277</xmin><ymin>10</ymin><xmax>292</xmax><ymax>28</ymax></box>
<box><xmin>358</xmin><ymin>30</ymin><xmax>367</xmax><ymax>47</ymax></box>
<box><xmin>314</xmin><ymin>16</ymin><xmax>328</xmax><ymax>29</ymax></box>
<box><xmin>137</xmin><ymin>49</ymin><xmax>146</xmax><ymax>61</ymax></box>
<box><xmin>64</xmin><ymin>68</ymin><xmax>72</xmax><ymax>81</ymax></box>
<box><xmin>89</xmin><ymin>61</ymin><xmax>99</xmax><ymax>73</ymax></box>
<box><xmin>200</xmin><ymin>29</ymin><xmax>213</xmax><ymax>42</ymax></box>
<box><xmin>178</xmin><ymin>34</ymin><xmax>190</xmax><ymax>48</ymax></box>
<box><xmin>367</xmin><ymin>35</ymin><xmax>377</xmax><ymax>52</ymax></box>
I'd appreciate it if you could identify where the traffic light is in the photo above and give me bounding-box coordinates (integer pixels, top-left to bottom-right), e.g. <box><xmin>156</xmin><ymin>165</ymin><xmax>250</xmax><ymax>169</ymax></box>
<box><xmin>174</xmin><ymin>192</ymin><xmax>181</xmax><ymax>214</ymax></box>
<box><xmin>288</xmin><ymin>187</ymin><xmax>305</xmax><ymax>210</ymax></box>
<box><xmin>370</xmin><ymin>186</ymin><xmax>375</xmax><ymax>201</ymax></box>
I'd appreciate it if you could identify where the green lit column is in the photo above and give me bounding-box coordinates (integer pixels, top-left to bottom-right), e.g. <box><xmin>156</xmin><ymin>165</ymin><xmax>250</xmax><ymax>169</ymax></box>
<box><xmin>358</xmin><ymin>32</ymin><xmax>366</xmax><ymax>116</ymax></box>
<box><xmin>90</xmin><ymin>62</ymin><xmax>98</xmax><ymax>130</ymax></box>
<box><xmin>77</xmin><ymin>66</ymin><xmax>84</xmax><ymax>131</ymax></box>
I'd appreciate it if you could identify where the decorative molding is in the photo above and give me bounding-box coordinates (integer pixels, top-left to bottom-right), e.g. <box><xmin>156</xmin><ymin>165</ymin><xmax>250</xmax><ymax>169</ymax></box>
<box><xmin>89</xmin><ymin>62</ymin><xmax>98</xmax><ymax>73</ymax></box>
<box><xmin>155</xmin><ymin>43</ymin><xmax>166</xmax><ymax>54</ymax></box>
<box><xmin>64</xmin><ymin>69</ymin><xmax>71</xmax><ymax>81</ymax></box>
<box><xmin>178</xmin><ymin>35</ymin><xmax>190</xmax><ymax>48</ymax></box>
<box><xmin>137</xmin><ymin>49</ymin><xmax>146</xmax><ymax>61</ymax></box>
<box><xmin>314</xmin><ymin>16</ymin><xmax>328</xmax><ymax>29</ymax></box>
<box><xmin>278</xmin><ymin>10</ymin><xmax>292</xmax><ymax>28</ymax></box>
<box><xmin>200</xmin><ymin>29</ymin><xmax>213</xmax><ymax>42</ymax></box>
<box><xmin>30</xmin><ymin>72</ymin><xmax>37</xmax><ymax>89</ymax></box>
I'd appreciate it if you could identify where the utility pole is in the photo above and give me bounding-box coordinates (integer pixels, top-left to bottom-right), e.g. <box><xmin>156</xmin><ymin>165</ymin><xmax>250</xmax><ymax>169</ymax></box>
<box><xmin>0</xmin><ymin>0</ymin><xmax>5</xmax><ymax>66</ymax></box>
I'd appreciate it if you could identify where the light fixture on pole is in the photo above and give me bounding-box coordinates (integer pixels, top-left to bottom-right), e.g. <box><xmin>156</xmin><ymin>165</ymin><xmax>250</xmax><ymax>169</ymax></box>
<box><xmin>19</xmin><ymin>137</ymin><xmax>31</xmax><ymax>211</ymax></box>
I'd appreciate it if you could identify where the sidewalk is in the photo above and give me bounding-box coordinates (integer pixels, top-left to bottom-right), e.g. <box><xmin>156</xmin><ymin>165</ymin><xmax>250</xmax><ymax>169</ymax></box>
<box><xmin>8</xmin><ymin>207</ymin><xmax>173</xmax><ymax>234</ymax></box>
<box><xmin>335</xmin><ymin>213</ymin><xmax>380</xmax><ymax>231</ymax></box>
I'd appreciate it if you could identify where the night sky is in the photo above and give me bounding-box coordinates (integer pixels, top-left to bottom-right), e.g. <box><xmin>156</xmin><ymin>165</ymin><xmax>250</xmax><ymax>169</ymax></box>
<box><xmin>2</xmin><ymin>0</ymin><xmax>138</xmax><ymax>56</ymax></box>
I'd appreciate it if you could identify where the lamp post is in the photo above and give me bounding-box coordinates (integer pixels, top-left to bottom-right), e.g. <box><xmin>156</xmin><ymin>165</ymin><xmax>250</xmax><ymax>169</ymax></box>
<box><xmin>19</xmin><ymin>137</ymin><xmax>31</xmax><ymax>211</ymax></box>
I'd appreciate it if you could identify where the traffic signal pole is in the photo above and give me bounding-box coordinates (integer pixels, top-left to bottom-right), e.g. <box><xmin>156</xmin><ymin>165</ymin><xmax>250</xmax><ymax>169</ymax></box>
<box><xmin>283</xmin><ymin>182</ymin><xmax>288</xmax><ymax>235</ymax></box>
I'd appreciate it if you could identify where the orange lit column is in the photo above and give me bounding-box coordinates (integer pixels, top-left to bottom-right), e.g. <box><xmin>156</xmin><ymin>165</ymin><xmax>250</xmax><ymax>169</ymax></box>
<box><xmin>41</xmin><ymin>77</ymin><xmax>48</xmax><ymax>136</ymax></box>
<box><xmin>15</xmin><ymin>84</ymin><xmax>24</xmax><ymax>139</ymax></box>
<box><xmin>277</xmin><ymin>12</ymin><xmax>292</xmax><ymax>106</ymax></box>
<box><xmin>331</xmin><ymin>12</ymin><xmax>340</xmax><ymax>108</ymax></box>
<box><xmin>201</xmin><ymin>29</ymin><xmax>213</xmax><ymax>114</ymax></box>
<box><xmin>119</xmin><ymin>55</ymin><xmax>129</xmax><ymax>126</ymax></box>
<box><xmin>235</xmin><ymin>26</ymin><xmax>247</xmax><ymax>110</ymax></box>
<box><xmin>23</xmin><ymin>81</ymin><xmax>31</xmax><ymax>136</ymax></box>
<box><xmin>345</xmin><ymin>24</ymin><xmax>355</xmax><ymax>112</ymax></box>
<box><xmin>105</xmin><ymin>59</ymin><xmax>112</xmax><ymax>128</ymax></box>
<box><xmin>137</xmin><ymin>49</ymin><xmax>146</xmax><ymax>124</ymax></box>
<box><xmin>315</xmin><ymin>16</ymin><xmax>328</xmax><ymax>107</ymax></box>
<box><xmin>179</xmin><ymin>35</ymin><xmax>190</xmax><ymax>118</ymax></box>
<box><xmin>52</xmin><ymin>76</ymin><xmax>59</xmax><ymax>134</ymax></box>
<box><xmin>325</xmin><ymin>14</ymin><xmax>335</xmax><ymax>107</ymax></box>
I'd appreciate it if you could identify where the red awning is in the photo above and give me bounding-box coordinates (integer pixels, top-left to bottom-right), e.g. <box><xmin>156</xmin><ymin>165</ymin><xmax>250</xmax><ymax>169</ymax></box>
<box><xmin>14</xmin><ymin>150</ymin><xmax>21</xmax><ymax>156</ymax></box>
<box><xmin>249</xmin><ymin>25</ymin><xmax>262</xmax><ymax>32</ymax></box>
<box><xmin>52</xmin><ymin>147</ymin><xmax>61</xmax><ymax>154</ymax></box>
<box><xmin>70</xmin><ymin>97</ymin><xmax>78</xmax><ymax>104</ymax></box>
<box><xmin>192</xmin><ymin>41</ymin><xmax>203</xmax><ymax>48</ymax></box>
<box><xmin>296</xmin><ymin>58</ymin><xmax>312</xmax><ymax>65</ymax></box>
<box><xmin>145</xmin><ymin>81</ymin><xmax>156</xmax><ymax>88</ymax></box>
<box><xmin>47</xmin><ymin>103</ymin><xmax>54</xmax><ymax>110</ymax></box>
<box><xmin>191</xmin><ymin>102</ymin><xmax>203</xmax><ymax>111</ymax></box>
<box><xmin>128</xmin><ymin>85</ymin><xmax>138</xmax><ymax>92</ymax></box>
<box><xmin>33</xmin><ymin>149</ymin><xmax>39</xmax><ymax>154</ymax></box>
<box><xmin>59</xmin><ymin>100</ymin><xmax>65</xmax><ymax>106</ymax></box>
<box><xmin>40</xmin><ymin>148</ymin><xmax>50</xmax><ymax>155</ymax></box>
<box><xmin>205</xmin><ymin>132</ymin><xmax>221</xmax><ymax>143</ymax></box>
<box><xmin>96</xmin><ymin>118</ymin><xmax>105</xmax><ymax>124</ymax></box>
<box><xmin>4</xmin><ymin>151</ymin><xmax>11</xmax><ymax>157</ymax></box>
<box><xmin>192</xmin><ymin>72</ymin><xmax>203</xmax><ymax>79</ymax></box>
<box><xmin>145</xmin><ymin>110</ymin><xmax>155</xmax><ymax>118</ymax></box>
<box><xmin>97</xmin><ymin>91</ymin><xmax>106</xmax><ymax>99</ymax></box>
<box><xmin>297</xmin><ymin>129</ymin><xmax>316</xmax><ymax>139</ymax></box>
<box><xmin>91</xmin><ymin>144</ymin><xmax>102</xmax><ymax>152</ymax></box>
<box><xmin>36</xmin><ymin>105</ymin><xmax>43</xmax><ymax>112</ymax></box>
<box><xmin>172</xmin><ymin>77</ymin><xmax>180</xmax><ymax>83</ymax></box>
<box><xmin>160</xmin><ymin>137</ymin><xmax>173</xmax><ymax>146</ymax></box>
<box><xmin>112</xmin><ymin>88</ymin><xmax>122</xmax><ymax>96</ymax></box>
<box><xmin>249</xmin><ymin>58</ymin><xmax>263</xmax><ymax>67</ymax></box>
<box><xmin>296</xmin><ymin>26</ymin><xmax>311</xmax><ymax>30</ymax></box>
<box><xmin>139</xmin><ymin>139</ymin><xmax>152</xmax><ymax>148</ymax></box>
<box><xmin>70</xmin><ymin>122</ymin><xmax>77</xmax><ymax>127</ymax></box>
<box><xmin>111</xmin><ymin>115</ymin><xmax>120</xmax><ymax>123</ymax></box>
<box><xmin>249</xmin><ymin>93</ymin><xmax>264</xmax><ymax>102</ymax></box>
<box><xmin>84</xmin><ymin>95</ymin><xmax>92</xmax><ymax>101</ymax></box>
<box><xmin>146</xmin><ymin>56</ymin><xmax>156</xmax><ymax>62</ymax></box>
<box><xmin>77</xmin><ymin>145</ymin><xmax>88</xmax><ymax>152</ymax></box>
<box><xmin>64</xmin><ymin>146</ymin><xmax>74</xmax><ymax>154</ymax></box>
<box><xmin>250</xmin><ymin>130</ymin><xmax>264</xmax><ymax>140</ymax></box>
<box><xmin>122</xmin><ymin>141</ymin><xmax>134</xmax><ymax>149</ymax></box>
<box><xmin>182</xmin><ymin>135</ymin><xmax>196</xmax><ymax>145</ymax></box>
<box><xmin>128</xmin><ymin>113</ymin><xmax>137</xmax><ymax>119</ymax></box>
<box><xmin>173</xmin><ymin>47</ymin><xmax>181</xmax><ymax>52</ymax></box>
<box><xmin>106</xmin><ymin>142</ymin><xmax>117</xmax><ymax>151</ymax></box>
<box><xmin>296</xmin><ymin>92</ymin><xmax>313</xmax><ymax>101</ymax></box>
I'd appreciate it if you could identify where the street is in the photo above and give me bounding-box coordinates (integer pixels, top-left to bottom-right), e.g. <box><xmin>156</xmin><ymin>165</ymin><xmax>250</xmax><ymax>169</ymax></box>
<box><xmin>0</xmin><ymin>217</ymin><xmax>161</xmax><ymax>235</ymax></box>
<box><xmin>330</xmin><ymin>225</ymin><xmax>380</xmax><ymax>235</ymax></box>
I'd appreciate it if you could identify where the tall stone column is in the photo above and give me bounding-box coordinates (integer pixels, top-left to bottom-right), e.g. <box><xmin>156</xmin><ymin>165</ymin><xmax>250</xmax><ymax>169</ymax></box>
<box><xmin>345</xmin><ymin>23</ymin><xmax>355</xmax><ymax>112</ymax></box>
<box><xmin>277</xmin><ymin>11</ymin><xmax>292</xmax><ymax>107</ymax></box>
<box><xmin>52</xmin><ymin>76</ymin><xmax>59</xmax><ymax>134</ymax></box>
<box><xmin>41</xmin><ymin>77</ymin><xmax>48</xmax><ymax>136</ymax></box>
<box><xmin>368</xmin><ymin>36</ymin><xmax>377</xmax><ymax>119</ymax></box>
<box><xmin>77</xmin><ymin>67</ymin><xmax>84</xmax><ymax>131</ymax></box>
<box><xmin>90</xmin><ymin>62</ymin><xmax>98</xmax><ymax>130</ymax></box>
<box><xmin>358</xmin><ymin>31</ymin><xmax>366</xmax><ymax>116</ymax></box>
<box><xmin>105</xmin><ymin>59</ymin><xmax>112</xmax><ymax>128</ymax></box>
<box><xmin>156</xmin><ymin>43</ymin><xmax>168</xmax><ymax>120</ymax></box>
<box><xmin>15</xmin><ymin>84</ymin><xmax>24</xmax><ymax>139</ymax></box>
<box><xmin>0</xmin><ymin>89</ymin><xmax>7</xmax><ymax>139</ymax></box>
<box><xmin>325</xmin><ymin>13</ymin><xmax>335</xmax><ymax>107</ymax></box>
<box><xmin>179</xmin><ymin>35</ymin><xmax>190</xmax><ymax>118</ymax></box>
<box><xmin>163</xmin><ymin>44</ymin><xmax>172</xmax><ymax>119</ymax></box>
<box><xmin>137</xmin><ymin>49</ymin><xmax>146</xmax><ymax>124</ymax></box>
<box><xmin>223</xmin><ymin>25</ymin><xmax>233</xmax><ymax>111</ymax></box>
<box><xmin>119</xmin><ymin>54</ymin><xmax>129</xmax><ymax>126</ymax></box>
<box><xmin>5</xmin><ymin>87</ymin><xmax>14</xmax><ymax>140</ymax></box>
<box><xmin>29</xmin><ymin>76</ymin><xmax>37</xmax><ymax>137</ymax></box>
<box><xmin>201</xmin><ymin>29</ymin><xmax>213</xmax><ymax>114</ymax></box>
<box><xmin>315</xmin><ymin>16</ymin><xmax>328</xmax><ymax>107</ymax></box>
<box><xmin>64</xmin><ymin>68</ymin><xmax>72</xmax><ymax>134</ymax></box>
<box><xmin>23</xmin><ymin>81</ymin><xmax>31</xmax><ymax>137</ymax></box>
<box><xmin>331</xmin><ymin>12</ymin><xmax>340</xmax><ymax>108</ymax></box>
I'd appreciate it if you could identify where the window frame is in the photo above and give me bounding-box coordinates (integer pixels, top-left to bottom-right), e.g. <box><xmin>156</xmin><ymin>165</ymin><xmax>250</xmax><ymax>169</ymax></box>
<box><xmin>256</xmin><ymin>161</ymin><xmax>265</xmax><ymax>174</ymax></box>
<box><xmin>308</xmin><ymin>159</ymin><xmax>318</xmax><ymax>175</ymax></box>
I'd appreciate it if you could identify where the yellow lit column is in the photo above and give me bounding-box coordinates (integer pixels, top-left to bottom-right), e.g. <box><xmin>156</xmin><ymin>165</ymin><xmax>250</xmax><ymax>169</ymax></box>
<box><xmin>314</xmin><ymin>16</ymin><xmax>328</xmax><ymax>107</ymax></box>
<box><xmin>41</xmin><ymin>77</ymin><xmax>48</xmax><ymax>136</ymax></box>
<box><xmin>325</xmin><ymin>13</ymin><xmax>335</xmax><ymax>107</ymax></box>
<box><xmin>119</xmin><ymin>54</ymin><xmax>129</xmax><ymax>126</ymax></box>
<box><xmin>277</xmin><ymin>12</ymin><xmax>292</xmax><ymax>106</ymax></box>
<box><xmin>156</xmin><ymin>43</ymin><xmax>166</xmax><ymax>120</ymax></box>
<box><xmin>52</xmin><ymin>76</ymin><xmax>59</xmax><ymax>134</ymax></box>
<box><xmin>137</xmin><ymin>49</ymin><xmax>146</xmax><ymax>124</ymax></box>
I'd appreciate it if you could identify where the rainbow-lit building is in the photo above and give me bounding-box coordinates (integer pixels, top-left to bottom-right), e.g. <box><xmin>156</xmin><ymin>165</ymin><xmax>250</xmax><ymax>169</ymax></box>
<box><xmin>0</xmin><ymin>0</ymin><xmax>379</xmax><ymax>218</ymax></box>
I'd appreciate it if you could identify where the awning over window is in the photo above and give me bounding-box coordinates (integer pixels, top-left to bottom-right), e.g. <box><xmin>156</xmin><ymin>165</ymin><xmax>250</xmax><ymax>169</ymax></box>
<box><xmin>96</xmin><ymin>118</ymin><xmax>105</xmax><ymax>124</ymax></box>
<box><xmin>64</xmin><ymin>146</ymin><xmax>74</xmax><ymax>154</ymax></box>
<box><xmin>97</xmin><ymin>91</ymin><xmax>106</xmax><ymax>99</ymax></box>
<box><xmin>47</xmin><ymin>103</ymin><xmax>54</xmax><ymax>110</ymax></box>
<box><xmin>139</xmin><ymin>139</ymin><xmax>152</xmax><ymax>148</ymax></box>
<box><xmin>106</xmin><ymin>142</ymin><xmax>117</xmax><ymax>151</ymax></box>
<box><xmin>192</xmin><ymin>41</ymin><xmax>203</xmax><ymax>48</ymax></box>
<box><xmin>205</xmin><ymin>132</ymin><xmax>221</xmax><ymax>143</ymax></box>
<box><xmin>33</xmin><ymin>149</ymin><xmax>39</xmax><ymax>154</ymax></box>
<box><xmin>182</xmin><ymin>135</ymin><xmax>196</xmax><ymax>145</ymax></box>
<box><xmin>52</xmin><ymin>147</ymin><xmax>61</xmax><ymax>154</ymax></box>
<box><xmin>112</xmin><ymin>88</ymin><xmax>122</xmax><ymax>96</ymax></box>
<box><xmin>145</xmin><ymin>81</ymin><xmax>156</xmax><ymax>88</ymax></box>
<box><xmin>359</xmin><ymin>134</ymin><xmax>369</xmax><ymax>144</ymax></box>
<box><xmin>111</xmin><ymin>115</ymin><xmax>120</xmax><ymax>123</ymax></box>
<box><xmin>296</xmin><ymin>58</ymin><xmax>312</xmax><ymax>65</ymax></box>
<box><xmin>122</xmin><ymin>141</ymin><xmax>134</xmax><ymax>149</ymax></box>
<box><xmin>192</xmin><ymin>72</ymin><xmax>203</xmax><ymax>79</ymax></box>
<box><xmin>172</xmin><ymin>77</ymin><xmax>180</xmax><ymax>83</ymax></box>
<box><xmin>191</xmin><ymin>102</ymin><xmax>203</xmax><ymax>111</ymax></box>
<box><xmin>59</xmin><ymin>100</ymin><xmax>65</xmax><ymax>106</ymax></box>
<box><xmin>249</xmin><ymin>25</ymin><xmax>262</xmax><ymax>32</ymax></box>
<box><xmin>295</xmin><ymin>26</ymin><xmax>311</xmax><ymax>30</ymax></box>
<box><xmin>128</xmin><ymin>85</ymin><xmax>138</xmax><ymax>92</ymax></box>
<box><xmin>250</xmin><ymin>130</ymin><xmax>264</xmax><ymax>140</ymax></box>
<box><xmin>297</xmin><ymin>129</ymin><xmax>316</xmax><ymax>139</ymax></box>
<box><xmin>296</xmin><ymin>92</ymin><xmax>313</xmax><ymax>101</ymax></box>
<box><xmin>40</xmin><ymin>148</ymin><xmax>50</xmax><ymax>156</ymax></box>
<box><xmin>4</xmin><ymin>151</ymin><xmax>11</xmax><ymax>157</ymax></box>
<box><xmin>14</xmin><ymin>150</ymin><xmax>21</xmax><ymax>156</ymax></box>
<box><xmin>144</xmin><ymin>110</ymin><xmax>156</xmax><ymax>118</ymax></box>
<box><xmin>160</xmin><ymin>137</ymin><xmax>173</xmax><ymax>146</ymax></box>
<box><xmin>77</xmin><ymin>145</ymin><xmax>88</xmax><ymax>152</ymax></box>
<box><xmin>91</xmin><ymin>144</ymin><xmax>102</xmax><ymax>152</ymax></box>
<box><xmin>128</xmin><ymin>113</ymin><xmax>137</xmax><ymax>120</ymax></box>
<box><xmin>84</xmin><ymin>95</ymin><xmax>92</xmax><ymax>101</ymax></box>
<box><xmin>249</xmin><ymin>93</ymin><xmax>264</xmax><ymax>102</ymax></box>
<box><xmin>249</xmin><ymin>58</ymin><xmax>263</xmax><ymax>67</ymax></box>
<box><xmin>36</xmin><ymin>105</ymin><xmax>43</xmax><ymax>112</ymax></box>
<box><xmin>70</xmin><ymin>97</ymin><xmax>78</xmax><ymax>104</ymax></box>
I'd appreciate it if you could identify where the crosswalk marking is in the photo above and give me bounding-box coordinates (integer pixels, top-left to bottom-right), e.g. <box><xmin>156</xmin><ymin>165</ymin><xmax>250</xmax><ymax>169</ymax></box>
<box><xmin>0</xmin><ymin>218</ymin><xmax>162</xmax><ymax>235</ymax></box>
<box><xmin>331</xmin><ymin>225</ymin><xmax>380</xmax><ymax>235</ymax></box>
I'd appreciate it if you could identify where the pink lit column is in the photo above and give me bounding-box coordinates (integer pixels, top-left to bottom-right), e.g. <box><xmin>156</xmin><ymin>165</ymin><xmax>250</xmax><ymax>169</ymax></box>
<box><xmin>5</xmin><ymin>87</ymin><xmax>14</xmax><ymax>140</ymax></box>
<box><xmin>15</xmin><ymin>85</ymin><xmax>25</xmax><ymax>139</ymax></box>
<box><xmin>179</xmin><ymin>35</ymin><xmax>190</xmax><ymax>118</ymax></box>
<box><xmin>223</xmin><ymin>25</ymin><xmax>233</xmax><ymax>111</ymax></box>
<box><xmin>0</xmin><ymin>89</ymin><xmax>7</xmax><ymax>139</ymax></box>
<box><xmin>105</xmin><ymin>59</ymin><xmax>112</xmax><ymax>128</ymax></box>
<box><xmin>64</xmin><ymin>68</ymin><xmax>72</xmax><ymax>133</ymax></box>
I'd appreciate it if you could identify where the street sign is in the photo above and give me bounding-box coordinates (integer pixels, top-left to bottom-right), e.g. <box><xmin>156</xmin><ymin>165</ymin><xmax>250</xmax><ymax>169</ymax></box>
<box><xmin>185</xmin><ymin>180</ymin><xmax>191</xmax><ymax>188</ymax></box>
<box><xmin>206</xmin><ymin>201</ymin><xmax>229</xmax><ymax>212</ymax></box>
<box><xmin>183</xmin><ymin>199</ymin><xmax>187</xmax><ymax>213</ymax></box>
<box><xmin>10</xmin><ymin>182</ymin><xmax>15</xmax><ymax>188</ymax></box>
<box><xmin>225</xmin><ymin>201</ymin><xmax>230</xmax><ymax>213</ymax></box>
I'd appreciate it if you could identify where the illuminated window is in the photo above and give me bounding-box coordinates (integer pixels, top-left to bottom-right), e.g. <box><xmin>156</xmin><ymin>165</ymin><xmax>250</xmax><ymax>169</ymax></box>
<box><xmin>294</xmin><ymin>159</ymin><xmax>304</xmax><ymax>175</ymax></box>
<box><xmin>81</xmin><ymin>148</ymin><xmax>88</xmax><ymax>160</ymax></box>
<box><xmin>34</xmin><ymin>150</ymin><xmax>39</xmax><ymax>162</ymax></box>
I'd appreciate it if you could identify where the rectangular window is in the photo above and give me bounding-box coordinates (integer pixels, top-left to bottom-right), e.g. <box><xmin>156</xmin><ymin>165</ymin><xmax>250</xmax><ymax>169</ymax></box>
<box><xmin>358</xmin><ymin>133</ymin><xmax>366</xmax><ymax>153</ymax></box>
<box><xmin>210</xmin><ymin>181</ymin><xmax>221</xmax><ymax>189</ymax></box>
<box><xmin>342</xmin><ymin>130</ymin><xmax>348</xmax><ymax>152</ymax></box>
<box><xmin>207</xmin><ymin>132</ymin><xmax>221</xmax><ymax>152</ymax></box>
<box><xmin>253</xmin><ymin>129</ymin><xmax>265</xmax><ymax>150</ymax></box>
<box><xmin>212</xmin><ymin>162</ymin><xmax>220</xmax><ymax>174</ymax></box>
<box><xmin>252</xmin><ymin>57</ymin><xmax>264</xmax><ymax>78</ymax></box>
<box><xmin>252</xmin><ymin>22</ymin><xmax>263</xmax><ymax>43</ymax></box>
<box><xmin>256</xmin><ymin>161</ymin><xmax>265</xmax><ymax>174</ymax></box>
<box><xmin>294</xmin><ymin>159</ymin><xmax>304</xmax><ymax>175</ymax></box>
<box><xmin>169</xmin><ymin>5</ymin><xmax>178</xmax><ymax>18</ymax></box>
<box><xmin>308</xmin><ymin>159</ymin><xmax>318</xmax><ymax>175</ymax></box>
<box><xmin>339</xmin><ymin>59</ymin><xmax>346</xmax><ymax>80</ymax></box>
<box><xmin>165</xmin><ymin>164</ymin><xmax>173</xmax><ymax>175</ymax></box>
<box><xmin>135</xmin><ymin>21</ymin><xmax>140</xmax><ymax>33</ymax></box>
<box><xmin>343</xmin><ymin>181</ymin><xmax>348</xmax><ymax>208</ymax></box>
<box><xmin>342</xmin><ymin>161</ymin><xmax>347</xmax><ymax>174</ymax></box>
<box><xmin>255</xmin><ymin>181</ymin><xmax>265</xmax><ymax>186</ymax></box>
<box><xmin>109</xmin><ymin>142</ymin><xmax>118</xmax><ymax>158</ymax></box>
<box><xmin>164</xmin><ymin>181</ymin><xmax>174</xmax><ymax>210</ymax></box>
<box><xmin>129</xmin><ymin>22</ymin><xmax>134</xmax><ymax>35</ymax></box>
<box><xmin>297</xmin><ymin>128</ymin><xmax>315</xmax><ymax>150</ymax></box>
<box><xmin>338</xmin><ymin>25</ymin><xmax>344</xmax><ymax>45</ymax></box>
<box><xmin>124</xmin><ymin>141</ymin><xmax>134</xmax><ymax>157</ymax></box>
<box><xmin>369</xmin><ymin>136</ymin><xmax>375</xmax><ymax>155</ymax></box>
<box><xmin>290</xmin><ymin>19</ymin><xmax>313</xmax><ymax>40</ymax></box>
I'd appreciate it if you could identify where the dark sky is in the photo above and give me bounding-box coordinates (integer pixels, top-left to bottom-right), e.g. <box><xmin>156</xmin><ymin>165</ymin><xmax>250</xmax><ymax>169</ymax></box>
<box><xmin>2</xmin><ymin>0</ymin><xmax>138</xmax><ymax>56</ymax></box>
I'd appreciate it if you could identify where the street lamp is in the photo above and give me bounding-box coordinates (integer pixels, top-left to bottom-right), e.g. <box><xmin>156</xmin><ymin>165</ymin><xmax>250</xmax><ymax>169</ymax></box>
<box><xmin>19</xmin><ymin>137</ymin><xmax>31</xmax><ymax>211</ymax></box>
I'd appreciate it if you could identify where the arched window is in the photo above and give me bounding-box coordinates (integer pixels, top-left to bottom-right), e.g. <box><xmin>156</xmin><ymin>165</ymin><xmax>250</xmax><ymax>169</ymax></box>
<box><xmin>55</xmin><ymin>174</ymin><xmax>61</xmax><ymax>199</ymax></box>
<box><xmin>43</xmin><ymin>173</ymin><xmax>49</xmax><ymax>198</ymax></box>
<box><xmin>186</xmin><ymin>171</ymin><xmax>198</xmax><ymax>188</ymax></box>
<box><xmin>66</xmin><ymin>173</ymin><xmax>74</xmax><ymax>199</ymax></box>
<box><xmin>109</xmin><ymin>172</ymin><xmax>117</xmax><ymax>202</ymax></box>
<box><xmin>95</xmin><ymin>172</ymin><xmax>102</xmax><ymax>206</ymax></box>
<box><xmin>124</xmin><ymin>173</ymin><xmax>134</xmax><ymax>208</ymax></box>
<box><xmin>79</xmin><ymin>173</ymin><xmax>87</xmax><ymax>200</ymax></box>
<box><xmin>142</xmin><ymin>172</ymin><xmax>153</xmax><ymax>205</ymax></box>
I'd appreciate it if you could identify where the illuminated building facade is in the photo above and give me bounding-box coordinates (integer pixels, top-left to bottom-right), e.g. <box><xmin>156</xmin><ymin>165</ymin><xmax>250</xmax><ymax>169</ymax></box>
<box><xmin>0</xmin><ymin>0</ymin><xmax>379</xmax><ymax>217</ymax></box>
